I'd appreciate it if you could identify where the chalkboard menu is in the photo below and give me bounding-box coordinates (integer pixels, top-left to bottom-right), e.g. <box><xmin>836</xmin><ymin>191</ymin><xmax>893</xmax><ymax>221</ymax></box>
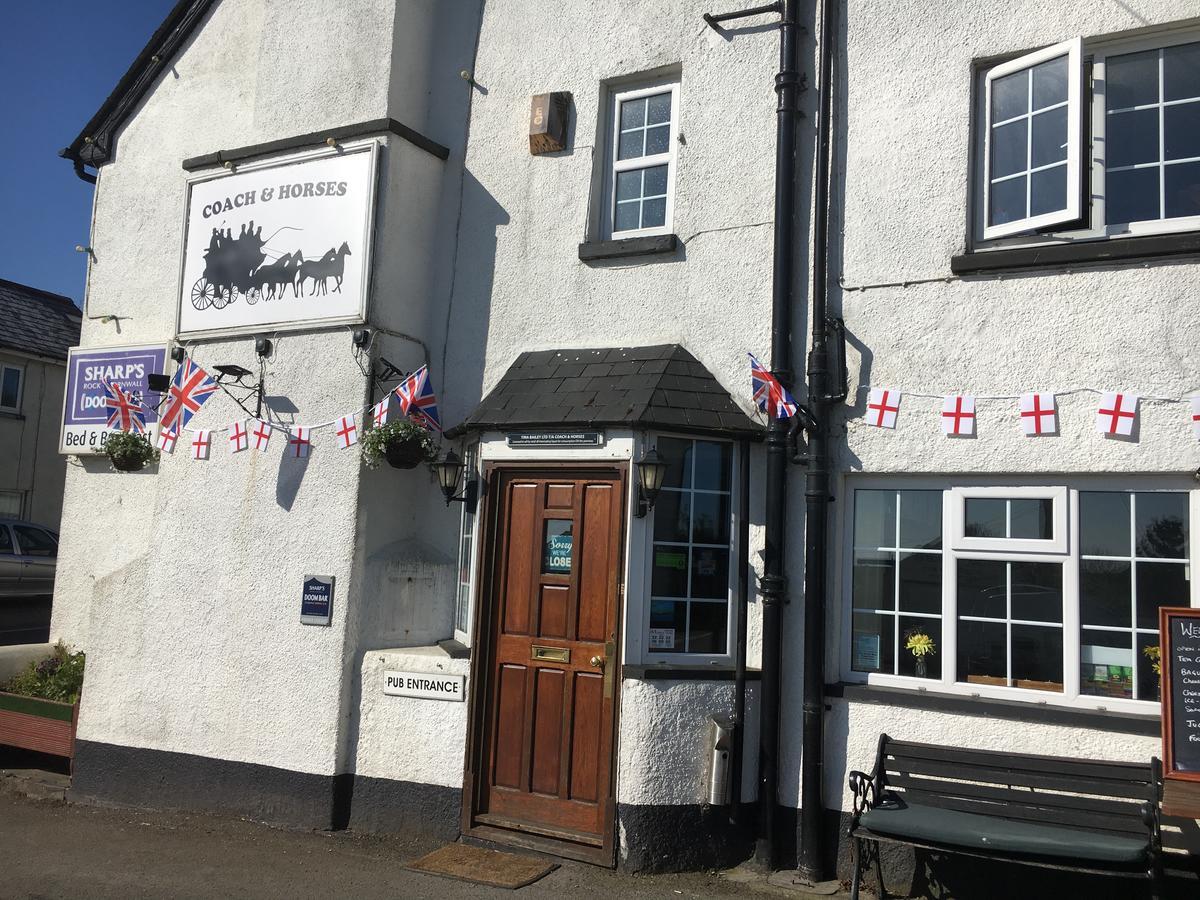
<box><xmin>1160</xmin><ymin>607</ymin><xmax>1200</xmax><ymax>783</ymax></box>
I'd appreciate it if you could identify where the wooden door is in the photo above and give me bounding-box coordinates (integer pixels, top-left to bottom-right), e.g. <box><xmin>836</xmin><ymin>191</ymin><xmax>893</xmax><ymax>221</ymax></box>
<box><xmin>473</xmin><ymin>467</ymin><xmax>624</xmax><ymax>857</ymax></box>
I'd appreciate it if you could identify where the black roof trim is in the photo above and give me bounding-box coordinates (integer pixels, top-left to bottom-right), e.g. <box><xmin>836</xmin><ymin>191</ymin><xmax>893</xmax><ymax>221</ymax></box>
<box><xmin>61</xmin><ymin>0</ymin><xmax>217</xmax><ymax>176</ymax></box>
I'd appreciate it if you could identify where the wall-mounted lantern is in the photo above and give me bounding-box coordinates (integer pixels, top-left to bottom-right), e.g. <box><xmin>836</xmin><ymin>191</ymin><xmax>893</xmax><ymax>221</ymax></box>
<box><xmin>634</xmin><ymin>447</ymin><xmax>669</xmax><ymax>517</ymax></box>
<box><xmin>433</xmin><ymin>449</ymin><xmax>478</xmax><ymax>512</ymax></box>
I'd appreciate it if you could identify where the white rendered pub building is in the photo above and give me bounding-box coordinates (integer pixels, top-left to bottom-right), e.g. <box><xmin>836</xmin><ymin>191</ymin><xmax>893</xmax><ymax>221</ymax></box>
<box><xmin>51</xmin><ymin>0</ymin><xmax>1199</xmax><ymax>889</ymax></box>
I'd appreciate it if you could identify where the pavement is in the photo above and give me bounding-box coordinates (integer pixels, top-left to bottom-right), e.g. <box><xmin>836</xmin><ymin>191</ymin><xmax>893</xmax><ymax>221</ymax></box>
<box><xmin>0</xmin><ymin>777</ymin><xmax>854</xmax><ymax>900</ymax></box>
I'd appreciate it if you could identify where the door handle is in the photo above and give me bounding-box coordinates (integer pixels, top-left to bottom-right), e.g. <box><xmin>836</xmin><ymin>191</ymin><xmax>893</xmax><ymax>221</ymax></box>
<box><xmin>590</xmin><ymin>655</ymin><xmax>604</xmax><ymax>668</ymax></box>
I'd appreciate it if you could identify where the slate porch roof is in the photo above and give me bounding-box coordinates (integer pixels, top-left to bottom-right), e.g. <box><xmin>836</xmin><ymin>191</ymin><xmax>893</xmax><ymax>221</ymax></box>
<box><xmin>446</xmin><ymin>345</ymin><xmax>764</xmax><ymax>440</ymax></box>
<box><xmin>0</xmin><ymin>279</ymin><xmax>82</xmax><ymax>362</ymax></box>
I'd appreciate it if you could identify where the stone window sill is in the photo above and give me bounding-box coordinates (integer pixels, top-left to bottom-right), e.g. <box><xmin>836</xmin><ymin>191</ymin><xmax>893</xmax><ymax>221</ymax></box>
<box><xmin>951</xmin><ymin>230</ymin><xmax>1200</xmax><ymax>275</ymax></box>
<box><xmin>623</xmin><ymin>664</ymin><xmax>761</xmax><ymax>682</ymax></box>
<box><xmin>578</xmin><ymin>234</ymin><xmax>678</xmax><ymax>262</ymax></box>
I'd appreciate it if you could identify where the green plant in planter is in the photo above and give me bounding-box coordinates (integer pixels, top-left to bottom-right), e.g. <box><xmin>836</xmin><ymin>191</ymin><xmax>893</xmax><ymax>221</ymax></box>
<box><xmin>360</xmin><ymin>418</ymin><xmax>438</xmax><ymax>470</ymax></box>
<box><xmin>1</xmin><ymin>641</ymin><xmax>86</xmax><ymax>703</ymax></box>
<box><xmin>104</xmin><ymin>430</ymin><xmax>159</xmax><ymax>471</ymax></box>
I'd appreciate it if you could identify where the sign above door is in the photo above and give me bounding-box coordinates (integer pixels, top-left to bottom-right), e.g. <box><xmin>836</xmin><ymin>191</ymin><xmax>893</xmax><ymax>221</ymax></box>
<box><xmin>506</xmin><ymin>431</ymin><xmax>604</xmax><ymax>448</ymax></box>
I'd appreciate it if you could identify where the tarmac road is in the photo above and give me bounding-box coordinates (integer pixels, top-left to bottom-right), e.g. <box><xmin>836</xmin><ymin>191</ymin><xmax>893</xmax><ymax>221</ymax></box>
<box><xmin>0</xmin><ymin>791</ymin><xmax>779</xmax><ymax>900</ymax></box>
<box><xmin>0</xmin><ymin>596</ymin><xmax>51</xmax><ymax>647</ymax></box>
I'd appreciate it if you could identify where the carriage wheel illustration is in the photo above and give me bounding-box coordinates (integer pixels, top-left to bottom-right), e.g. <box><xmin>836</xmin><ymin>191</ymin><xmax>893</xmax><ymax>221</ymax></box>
<box><xmin>245</xmin><ymin>286</ymin><xmax>262</xmax><ymax>306</ymax></box>
<box><xmin>211</xmin><ymin>284</ymin><xmax>239</xmax><ymax>310</ymax></box>
<box><xmin>190</xmin><ymin>277</ymin><xmax>217</xmax><ymax>310</ymax></box>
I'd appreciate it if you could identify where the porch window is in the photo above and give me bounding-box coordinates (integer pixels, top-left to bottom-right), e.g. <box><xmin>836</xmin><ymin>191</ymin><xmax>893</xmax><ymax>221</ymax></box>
<box><xmin>846</xmin><ymin>481</ymin><xmax>1196</xmax><ymax>710</ymax></box>
<box><xmin>453</xmin><ymin>445</ymin><xmax>479</xmax><ymax>644</ymax></box>
<box><xmin>648</xmin><ymin>436</ymin><xmax>733</xmax><ymax>655</ymax></box>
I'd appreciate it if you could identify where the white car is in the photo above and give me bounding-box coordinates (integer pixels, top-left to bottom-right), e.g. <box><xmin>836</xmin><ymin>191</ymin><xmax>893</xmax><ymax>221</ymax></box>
<box><xmin>0</xmin><ymin>519</ymin><xmax>58</xmax><ymax>597</ymax></box>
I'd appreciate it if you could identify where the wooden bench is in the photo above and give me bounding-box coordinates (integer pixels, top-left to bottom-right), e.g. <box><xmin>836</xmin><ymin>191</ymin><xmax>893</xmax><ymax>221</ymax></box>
<box><xmin>847</xmin><ymin>734</ymin><xmax>1163</xmax><ymax>900</ymax></box>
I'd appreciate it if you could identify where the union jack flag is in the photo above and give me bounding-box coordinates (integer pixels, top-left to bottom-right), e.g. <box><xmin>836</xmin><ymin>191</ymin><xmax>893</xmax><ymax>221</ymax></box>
<box><xmin>104</xmin><ymin>381</ymin><xmax>147</xmax><ymax>433</ymax></box>
<box><xmin>748</xmin><ymin>353</ymin><xmax>798</xmax><ymax>419</ymax></box>
<box><xmin>394</xmin><ymin>364</ymin><xmax>442</xmax><ymax>432</ymax></box>
<box><xmin>160</xmin><ymin>357</ymin><xmax>218</xmax><ymax>433</ymax></box>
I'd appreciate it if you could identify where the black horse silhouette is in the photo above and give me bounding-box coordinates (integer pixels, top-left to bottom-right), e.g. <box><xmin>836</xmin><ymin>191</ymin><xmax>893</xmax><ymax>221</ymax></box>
<box><xmin>296</xmin><ymin>242</ymin><xmax>352</xmax><ymax>296</ymax></box>
<box><xmin>252</xmin><ymin>252</ymin><xmax>302</xmax><ymax>300</ymax></box>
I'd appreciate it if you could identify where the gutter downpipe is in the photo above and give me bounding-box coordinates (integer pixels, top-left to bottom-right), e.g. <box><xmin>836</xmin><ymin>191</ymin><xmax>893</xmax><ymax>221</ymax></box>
<box><xmin>796</xmin><ymin>0</ymin><xmax>838</xmax><ymax>883</ymax></box>
<box><xmin>756</xmin><ymin>0</ymin><xmax>802</xmax><ymax>869</ymax></box>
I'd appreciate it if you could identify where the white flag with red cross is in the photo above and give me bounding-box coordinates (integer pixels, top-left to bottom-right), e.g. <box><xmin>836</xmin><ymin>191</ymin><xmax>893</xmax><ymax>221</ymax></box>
<box><xmin>157</xmin><ymin>426</ymin><xmax>178</xmax><ymax>454</ymax></box>
<box><xmin>1019</xmin><ymin>392</ymin><xmax>1058</xmax><ymax>436</ymax></box>
<box><xmin>1190</xmin><ymin>396</ymin><xmax>1200</xmax><ymax>440</ymax></box>
<box><xmin>866</xmin><ymin>388</ymin><xmax>900</xmax><ymax>428</ymax></box>
<box><xmin>192</xmin><ymin>430</ymin><xmax>212</xmax><ymax>460</ymax></box>
<box><xmin>370</xmin><ymin>395</ymin><xmax>391</xmax><ymax>428</ymax></box>
<box><xmin>336</xmin><ymin>414</ymin><xmax>358</xmax><ymax>449</ymax></box>
<box><xmin>1096</xmin><ymin>392</ymin><xmax>1139</xmax><ymax>437</ymax></box>
<box><xmin>941</xmin><ymin>395</ymin><xmax>976</xmax><ymax>436</ymax></box>
<box><xmin>251</xmin><ymin>419</ymin><xmax>272</xmax><ymax>451</ymax></box>
<box><xmin>288</xmin><ymin>427</ymin><xmax>312</xmax><ymax>458</ymax></box>
<box><xmin>228</xmin><ymin>421</ymin><xmax>249</xmax><ymax>453</ymax></box>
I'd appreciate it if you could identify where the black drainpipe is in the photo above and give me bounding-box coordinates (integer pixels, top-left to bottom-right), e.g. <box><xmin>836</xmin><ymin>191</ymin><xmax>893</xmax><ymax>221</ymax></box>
<box><xmin>796</xmin><ymin>0</ymin><xmax>840</xmax><ymax>883</ymax></box>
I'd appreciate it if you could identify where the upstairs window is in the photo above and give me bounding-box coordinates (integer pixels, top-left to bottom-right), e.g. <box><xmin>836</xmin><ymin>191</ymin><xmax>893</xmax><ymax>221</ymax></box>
<box><xmin>974</xmin><ymin>28</ymin><xmax>1200</xmax><ymax>245</ymax></box>
<box><xmin>607</xmin><ymin>82</ymin><xmax>679</xmax><ymax>238</ymax></box>
<box><xmin>0</xmin><ymin>363</ymin><xmax>23</xmax><ymax>413</ymax></box>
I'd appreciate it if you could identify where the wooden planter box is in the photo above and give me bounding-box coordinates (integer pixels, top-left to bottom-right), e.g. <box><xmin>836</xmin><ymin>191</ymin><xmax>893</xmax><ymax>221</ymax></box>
<box><xmin>0</xmin><ymin>691</ymin><xmax>78</xmax><ymax>763</ymax></box>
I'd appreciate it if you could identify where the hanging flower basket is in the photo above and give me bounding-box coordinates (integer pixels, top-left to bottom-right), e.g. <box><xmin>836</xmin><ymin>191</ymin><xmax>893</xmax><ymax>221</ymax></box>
<box><xmin>361</xmin><ymin>419</ymin><xmax>438</xmax><ymax>470</ymax></box>
<box><xmin>104</xmin><ymin>431</ymin><xmax>160</xmax><ymax>472</ymax></box>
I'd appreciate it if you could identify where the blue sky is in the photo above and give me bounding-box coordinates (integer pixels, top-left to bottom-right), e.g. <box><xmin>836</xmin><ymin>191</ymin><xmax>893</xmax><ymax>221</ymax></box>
<box><xmin>0</xmin><ymin>1</ymin><xmax>176</xmax><ymax>305</ymax></box>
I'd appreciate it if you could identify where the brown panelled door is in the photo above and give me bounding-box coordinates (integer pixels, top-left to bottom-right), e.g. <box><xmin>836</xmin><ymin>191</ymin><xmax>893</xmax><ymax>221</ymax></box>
<box><xmin>472</xmin><ymin>467</ymin><xmax>624</xmax><ymax>859</ymax></box>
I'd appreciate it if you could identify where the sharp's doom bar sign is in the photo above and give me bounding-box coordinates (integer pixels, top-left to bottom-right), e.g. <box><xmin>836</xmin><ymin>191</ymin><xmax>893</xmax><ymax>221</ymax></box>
<box><xmin>60</xmin><ymin>344</ymin><xmax>168</xmax><ymax>454</ymax></box>
<box><xmin>1160</xmin><ymin>607</ymin><xmax>1200</xmax><ymax>817</ymax></box>
<box><xmin>178</xmin><ymin>143</ymin><xmax>378</xmax><ymax>338</ymax></box>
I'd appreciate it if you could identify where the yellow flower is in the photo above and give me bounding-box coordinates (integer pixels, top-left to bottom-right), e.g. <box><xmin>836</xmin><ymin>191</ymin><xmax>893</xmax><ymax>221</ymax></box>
<box><xmin>906</xmin><ymin>632</ymin><xmax>936</xmax><ymax>658</ymax></box>
<box><xmin>1143</xmin><ymin>644</ymin><xmax>1161</xmax><ymax>677</ymax></box>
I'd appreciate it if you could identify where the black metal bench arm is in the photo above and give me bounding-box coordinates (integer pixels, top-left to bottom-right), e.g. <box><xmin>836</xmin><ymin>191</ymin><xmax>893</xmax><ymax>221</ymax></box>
<box><xmin>848</xmin><ymin>769</ymin><xmax>877</xmax><ymax>820</ymax></box>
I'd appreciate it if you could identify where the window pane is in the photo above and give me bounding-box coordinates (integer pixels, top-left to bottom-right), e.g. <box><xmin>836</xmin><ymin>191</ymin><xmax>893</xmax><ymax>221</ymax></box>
<box><xmin>651</xmin><ymin>544</ymin><xmax>689</xmax><ymax>597</ymax></box>
<box><xmin>899</xmin><ymin>617</ymin><xmax>941</xmax><ymax>679</ymax></box>
<box><xmin>1107</xmin><ymin>107</ymin><xmax>1158</xmax><ymax>168</ymax></box>
<box><xmin>690</xmin><ymin>547</ymin><xmax>728</xmax><ymax>599</ymax></box>
<box><xmin>1080</xmin><ymin>492</ymin><xmax>1130</xmax><ymax>555</ymax></box>
<box><xmin>0</xmin><ymin>368</ymin><xmax>19</xmax><ymax>409</ymax></box>
<box><xmin>992</xmin><ymin>70</ymin><xmax>1027</xmax><ymax>122</ymax></box>
<box><xmin>1032</xmin><ymin>56</ymin><xmax>1068</xmax><ymax>109</ymax></box>
<box><xmin>1030</xmin><ymin>165</ymin><xmax>1068</xmax><ymax>216</ymax></box>
<box><xmin>898</xmin><ymin>491</ymin><xmax>941</xmax><ymax>550</ymax></box>
<box><xmin>1010</xmin><ymin>561</ymin><xmax>1062</xmax><ymax>623</ymax></box>
<box><xmin>1136</xmin><ymin>632</ymin><xmax>1163</xmax><ymax>702</ymax></box>
<box><xmin>691</xmin><ymin>492</ymin><xmax>730</xmax><ymax>545</ymax></box>
<box><xmin>1136</xmin><ymin>492</ymin><xmax>1188</xmax><ymax>558</ymax></box>
<box><xmin>1012</xmin><ymin>625</ymin><xmax>1062</xmax><ymax>691</ymax></box>
<box><xmin>1107</xmin><ymin>167</ymin><xmax>1160</xmax><ymax>224</ymax></box>
<box><xmin>692</xmin><ymin>441</ymin><xmax>731</xmax><ymax>492</ymax></box>
<box><xmin>990</xmin><ymin>175</ymin><xmax>1027</xmax><ymax>226</ymax></box>
<box><xmin>642</xmin><ymin>197</ymin><xmax>667</xmax><ymax>228</ymax></box>
<box><xmin>1010</xmin><ymin>498</ymin><xmax>1053</xmax><ymax>540</ymax></box>
<box><xmin>1164</xmin><ymin>102</ymin><xmax>1200</xmax><ymax>161</ymax></box>
<box><xmin>650</xmin><ymin>599</ymin><xmax>686</xmax><ymax>652</ymax></box>
<box><xmin>643</xmin><ymin>164</ymin><xmax>668</xmax><ymax>197</ymax></box>
<box><xmin>1164</xmin><ymin>42</ymin><xmax>1200</xmax><ymax>102</ymax></box>
<box><xmin>0</xmin><ymin>527</ymin><xmax>11</xmax><ymax>554</ymax></box>
<box><xmin>853</xmin><ymin>551</ymin><xmax>895</xmax><ymax>611</ymax></box>
<box><xmin>1081</xmin><ymin>629</ymin><xmax>1134</xmax><ymax>699</ymax></box>
<box><xmin>958</xmin><ymin>620</ymin><xmax>1006</xmax><ymax>684</ymax></box>
<box><xmin>620</xmin><ymin>97</ymin><xmax>646</xmax><ymax>129</ymax></box>
<box><xmin>1136</xmin><ymin>561</ymin><xmax>1189</xmax><ymax>629</ymax></box>
<box><xmin>14</xmin><ymin>526</ymin><xmax>56</xmax><ymax>558</ymax></box>
<box><xmin>646</xmin><ymin>92</ymin><xmax>672</xmax><ymax>125</ymax></box>
<box><xmin>618</xmin><ymin>130</ymin><xmax>643</xmax><ymax>160</ymax></box>
<box><xmin>851</xmin><ymin>612</ymin><xmax>893</xmax><ymax>673</ymax></box>
<box><xmin>1080</xmin><ymin>559</ymin><xmax>1132</xmax><ymax>627</ymax></box>
<box><xmin>854</xmin><ymin>490</ymin><xmax>895</xmax><ymax>548</ymax></box>
<box><xmin>1031</xmin><ymin>106</ymin><xmax>1068</xmax><ymax>168</ymax></box>
<box><xmin>0</xmin><ymin>493</ymin><xmax>19</xmax><ymax>518</ymax></box>
<box><xmin>1107</xmin><ymin>49</ymin><xmax>1159</xmax><ymax>109</ymax></box>
<box><xmin>542</xmin><ymin>519</ymin><xmax>573</xmax><ymax>574</ymax></box>
<box><xmin>965</xmin><ymin>498</ymin><xmax>1006</xmax><ymax>538</ymax></box>
<box><xmin>957</xmin><ymin>559</ymin><xmax>1007</xmax><ymax>618</ymax></box>
<box><xmin>1165</xmin><ymin>161</ymin><xmax>1200</xmax><ymax>219</ymax></box>
<box><xmin>898</xmin><ymin>552</ymin><xmax>941</xmax><ymax>614</ymax></box>
<box><xmin>657</xmin><ymin>437</ymin><xmax>691</xmax><ymax>490</ymax></box>
<box><xmin>991</xmin><ymin>118</ymin><xmax>1027</xmax><ymax>179</ymax></box>
<box><xmin>615</xmin><ymin>170</ymin><xmax>641</xmax><ymax>201</ymax></box>
<box><xmin>645</xmin><ymin>125</ymin><xmax>671</xmax><ymax>156</ymax></box>
<box><xmin>614</xmin><ymin>201</ymin><xmax>640</xmax><ymax>232</ymax></box>
<box><xmin>688</xmin><ymin>602</ymin><xmax>727</xmax><ymax>654</ymax></box>
<box><xmin>653</xmin><ymin>489</ymin><xmax>690</xmax><ymax>542</ymax></box>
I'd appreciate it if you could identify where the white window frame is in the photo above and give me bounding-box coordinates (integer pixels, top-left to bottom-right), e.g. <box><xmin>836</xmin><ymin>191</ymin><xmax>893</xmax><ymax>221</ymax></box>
<box><xmin>0</xmin><ymin>490</ymin><xmax>23</xmax><ymax>519</ymax></box>
<box><xmin>839</xmin><ymin>475</ymin><xmax>1199</xmax><ymax>714</ymax></box>
<box><xmin>640</xmin><ymin>433</ymin><xmax>739</xmax><ymax>665</ymax></box>
<box><xmin>950</xmin><ymin>485</ymin><xmax>1069</xmax><ymax>554</ymax></box>
<box><xmin>453</xmin><ymin>444</ymin><xmax>481</xmax><ymax>647</ymax></box>
<box><xmin>605</xmin><ymin>81</ymin><xmax>680</xmax><ymax>240</ymax></box>
<box><xmin>973</xmin><ymin>27</ymin><xmax>1200</xmax><ymax>248</ymax></box>
<box><xmin>0</xmin><ymin>362</ymin><xmax>24</xmax><ymax>413</ymax></box>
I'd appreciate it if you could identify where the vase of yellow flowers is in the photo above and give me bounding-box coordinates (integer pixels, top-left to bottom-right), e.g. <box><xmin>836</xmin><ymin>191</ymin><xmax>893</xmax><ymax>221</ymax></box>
<box><xmin>906</xmin><ymin>630</ymin><xmax>936</xmax><ymax>678</ymax></box>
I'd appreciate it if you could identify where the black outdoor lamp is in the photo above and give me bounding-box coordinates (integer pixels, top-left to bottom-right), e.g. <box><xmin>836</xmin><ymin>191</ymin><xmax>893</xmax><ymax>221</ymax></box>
<box><xmin>634</xmin><ymin>446</ymin><xmax>669</xmax><ymax>518</ymax></box>
<box><xmin>433</xmin><ymin>449</ymin><xmax>478</xmax><ymax>512</ymax></box>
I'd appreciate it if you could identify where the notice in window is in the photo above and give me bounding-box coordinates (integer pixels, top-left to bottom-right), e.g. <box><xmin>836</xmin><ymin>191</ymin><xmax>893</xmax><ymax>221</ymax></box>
<box><xmin>649</xmin><ymin>628</ymin><xmax>676</xmax><ymax>650</ymax></box>
<box><xmin>543</xmin><ymin>520</ymin><xmax>573</xmax><ymax>574</ymax></box>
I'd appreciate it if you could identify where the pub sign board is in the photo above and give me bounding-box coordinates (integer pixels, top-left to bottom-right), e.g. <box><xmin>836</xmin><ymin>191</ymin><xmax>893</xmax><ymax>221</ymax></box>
<box><xmin>59</xmin><ymin>343</ymin><xmax>168</xmax><ymax>454</ymax></box>
<box><xmin>177</xmin><ymin>142</ymin><xmax>378</xmax><ymax>339</ymax></box>
<box><xmin>1159</xmin><ymin>607</ymin><xmax>1200</xmax><ymax>815</ymax></box>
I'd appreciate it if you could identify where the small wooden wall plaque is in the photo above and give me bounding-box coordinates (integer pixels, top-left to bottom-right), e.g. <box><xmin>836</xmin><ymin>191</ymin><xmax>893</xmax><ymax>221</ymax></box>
<box><xmin>529</xmin><ymin>92</ymin><xmax>570</xmax><ymax>155</ymax></box>
<box><xmin>1159</xmin><ymin>606</ymin><xmax>1200</xmax><ymax>817</ymax></box>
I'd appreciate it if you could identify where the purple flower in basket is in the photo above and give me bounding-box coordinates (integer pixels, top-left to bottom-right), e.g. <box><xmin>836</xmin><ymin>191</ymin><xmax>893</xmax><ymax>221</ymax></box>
<box><xmin>36</xmin><ymin>656</ymin><xmax>62</xmax><ymax>678</ymax></box>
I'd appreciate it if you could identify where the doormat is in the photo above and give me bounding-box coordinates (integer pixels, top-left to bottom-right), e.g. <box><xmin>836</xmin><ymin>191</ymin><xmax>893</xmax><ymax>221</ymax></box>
<box><xmin>404</xmin><ymin>843</ymin><xmax>558</xmax><ymax>889</ymax></box>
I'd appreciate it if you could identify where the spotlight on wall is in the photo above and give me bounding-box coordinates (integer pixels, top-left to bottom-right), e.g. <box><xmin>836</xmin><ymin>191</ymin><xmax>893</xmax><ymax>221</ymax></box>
<box><xmin>352</xmin><ymin>328</ymin><xmax>371</xmax><ymax>349</ymax></box>
<box><xmin>255</xmin><ymin>337</ymin><xmax>272</xmax><ymax>358</ymax></box>
<box><xmin>74</xmin><ymin>244</ymin><xmax>92</xmax><ymax>254</ymax></box>
<box><xmin>170</xmin><ymin>346</ymin><xmax>187</xmax><ymax>364</ymax></box>
<box><xmin>634</xmin><ymin>447</ymin><xmax>669</xmax><ymax>518</ymax></box>
<box><xmin>147</xmin><ymin>373</ymin><xmax>171</xmax><ymax>393</ymax></box>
